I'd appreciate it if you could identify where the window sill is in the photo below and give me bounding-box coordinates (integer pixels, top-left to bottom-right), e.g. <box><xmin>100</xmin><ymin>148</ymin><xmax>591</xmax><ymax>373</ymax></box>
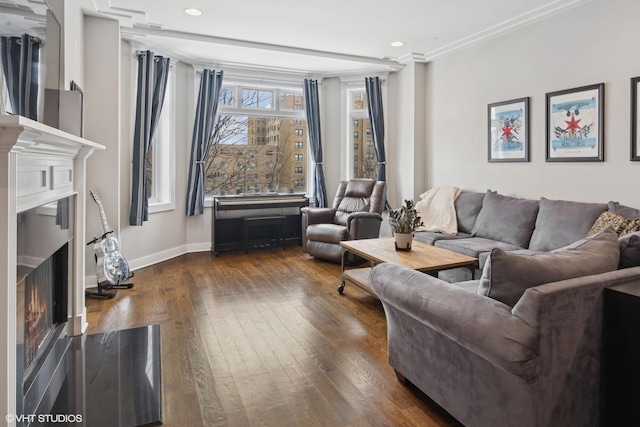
<box><xmin>149</xmin><ymin>200</ymin><xmax>175</xmax><ymax>214</ymax></box>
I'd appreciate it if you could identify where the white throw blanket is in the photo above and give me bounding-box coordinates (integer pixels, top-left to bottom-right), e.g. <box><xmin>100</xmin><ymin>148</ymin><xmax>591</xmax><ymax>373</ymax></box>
<box><xmin>414</xmin><ymin>185</ymin><xmax>461</xmax><ymax>234</ymax></box>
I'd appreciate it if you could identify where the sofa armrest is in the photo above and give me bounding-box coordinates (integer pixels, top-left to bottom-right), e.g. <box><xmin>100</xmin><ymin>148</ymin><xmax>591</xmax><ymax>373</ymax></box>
<box><xmin>370</xmin><ymin>263</ymin><xmax>539</xmax><ymax>379</ymax></box>
<box><xmin>346</xmin><ymin>212</ymin><xmax>382</xmax><ymax>240</ymax></box>
<box><xmin>509</xmin><ymin>266</ymin><xmax>640</xmax><ymax>426</ymax></box>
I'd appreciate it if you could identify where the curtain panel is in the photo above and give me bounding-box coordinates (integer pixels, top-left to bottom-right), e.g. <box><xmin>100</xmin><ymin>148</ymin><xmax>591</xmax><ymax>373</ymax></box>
<box><xmin>186</xmin><ymin>69</ymin><xmax>224</xmax><ymax>216</ymax></box>
<box><xmin>365</xmin><ymin>76</ymin><xmax>389</xmax><ymax>209</ymax></box>
<box><xmin>303</xmin><ymin>79</ymin><xmax>328</xmax><ymax>208</ymax></box>
<box><xmin>129</xmin><ymin>50</ymin><xmax>171</xmax><ymax>226</ymax></box>
<box><xmin>0</xmin><ymin>34</ymin><xmax>40</xmax><ymax>120</ymax></box>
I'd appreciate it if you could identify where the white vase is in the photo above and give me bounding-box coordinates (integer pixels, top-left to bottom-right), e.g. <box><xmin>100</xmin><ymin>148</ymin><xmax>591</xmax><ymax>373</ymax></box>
<box><xmin>394</xmin><ymin>233</ymin><xmax>413</xmax><ymax>251</ymax></box>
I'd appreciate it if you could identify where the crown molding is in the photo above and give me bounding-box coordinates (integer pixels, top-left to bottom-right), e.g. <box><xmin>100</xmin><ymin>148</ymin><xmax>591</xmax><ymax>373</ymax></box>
<box><xmin>420</xmin><ymin>0</ymin><xmax>595</xmax><ymax>61</ymax></box>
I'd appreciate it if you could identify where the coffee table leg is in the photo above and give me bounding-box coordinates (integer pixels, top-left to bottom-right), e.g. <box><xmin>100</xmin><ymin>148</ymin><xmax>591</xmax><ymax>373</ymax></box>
<box><xmin>338</xmin><ymin>248</ymin><xmax>347</xmax><ymax>294</ymax></box>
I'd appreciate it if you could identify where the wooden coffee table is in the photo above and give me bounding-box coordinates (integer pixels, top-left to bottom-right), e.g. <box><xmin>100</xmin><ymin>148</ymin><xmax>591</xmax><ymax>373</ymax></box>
<box><xmin>338</xmin><ymin>237</ymin><xmax>477</xmax><ymax>294</ymax></box>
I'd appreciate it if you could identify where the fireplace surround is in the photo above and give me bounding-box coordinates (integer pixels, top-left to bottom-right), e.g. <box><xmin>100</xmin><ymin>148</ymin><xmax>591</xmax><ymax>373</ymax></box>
<box><xmin>0</xmin><ymin>115</ymin><xmax>103</xmax><ymax>421</ymax></box>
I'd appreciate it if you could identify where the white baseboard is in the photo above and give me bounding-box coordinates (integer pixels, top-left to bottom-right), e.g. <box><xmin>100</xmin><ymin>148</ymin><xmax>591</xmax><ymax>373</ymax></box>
<box><xmin>84</xmin><ymin>242</ymin><xmax>212</xmax><ymax>288</ymax></box>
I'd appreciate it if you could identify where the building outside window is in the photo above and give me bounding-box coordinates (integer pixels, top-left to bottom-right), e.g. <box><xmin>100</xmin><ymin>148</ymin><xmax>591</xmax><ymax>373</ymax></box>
<box><xmin>202</xmin><ymin>81</ymin><xmax>308</xmax><ymax>194</ymax></box>
<box><xmin>350</xmin><ymin>90</ymin><xmax>376</xmax><ymax>179</ymax></box>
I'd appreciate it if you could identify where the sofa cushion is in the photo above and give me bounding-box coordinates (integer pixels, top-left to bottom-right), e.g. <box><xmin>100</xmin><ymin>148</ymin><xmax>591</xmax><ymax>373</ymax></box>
<box><xmin>413</xmin><ymin>230</ymin><xmax>472</xmax><ymax>246</ymax></box>
<box><xmin>471</xmin><ymin>192</ymin><xmax>539</xmax><ymax>247</ymax></box>
<box><xmin>528</xmin><ymin>198</ymin><xmax>607</xmax><ymax>251</ymax></box>
<box><xmin>435</xmin><ymin>237</ymin><xmax>523</xmax><ymax>259</ymax></box>
<box><xmin>454</xmin><ymin>191</ymin><xmax>486</xmax><ymax>234</ymax></box>
<box><xmin>587</xmin><ymin>211</ymin><xmax>631</xmax><ymax>236</ymax></box>
<box><xmin>478</xmin><ymin>229</ymin><xmax>619</xmax><ymax>307</ymax></box>
<box><xmin>608</xmin><ymin>201</ymin><xmax>640</xmax><ymax>219</ymax></box>
<box><xmin>619</xmin><ymin>231</ymin><xmax>640</xmax><ymax>269</ymax></box>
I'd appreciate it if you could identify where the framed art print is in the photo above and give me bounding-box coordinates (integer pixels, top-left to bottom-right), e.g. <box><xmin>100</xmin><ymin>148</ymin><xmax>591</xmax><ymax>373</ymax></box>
<box><xmin>487</xmin><ymin>97</ymin><xmax>529</xmax><ymax>162</ymax></box>
<box><xmin>546</xmin><ymin>83</ymin><xmax>604</xmax><ymax>162</ymax></box>
<box><xmin>631</xmin><ymin>76</ymin><xmax>640</xmax><ymax>160</ymax></box>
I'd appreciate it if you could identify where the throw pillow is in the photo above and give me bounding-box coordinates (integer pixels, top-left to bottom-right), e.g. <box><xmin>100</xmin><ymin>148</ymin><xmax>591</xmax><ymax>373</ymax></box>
<box><xmin>587</xmin><ymin>212</ymin><xmax>631</xmax><ymax>236</ymax></box>
<box><xmin>622</xmin><ymin>218</ymin><xmax>640</xmax><ymax>235</ymax></box>
<box><xmin>454</xmin><ymin>191</ymin><xmax>487</xmax><ymax>234</ymax></box>
<box><xmin>478</xmin><ymin>228</ymin><xmax>619</xmax><ymax>307</ymax></box>
<box><xmin>471</xmin><ymin>192</ymin><xmax>539</xmax><ymax>248</ymax></box>
<box><xmin>608</xmin><ymin>201</ymin><xmax>640</xmax><ymax>219</ymax></box>
<box><xmin>619</xmin><ymin>231</ymin><xmax>640</xmax><ymax>269</ymax></box>
<box><xmin>528</xmin><ymin>198</ymin><xmax>607</xmax><ymax>251</ymax></box>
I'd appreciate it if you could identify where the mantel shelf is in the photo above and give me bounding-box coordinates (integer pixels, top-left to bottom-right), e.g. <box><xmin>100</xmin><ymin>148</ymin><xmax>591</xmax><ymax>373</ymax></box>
<box><xmin>0</xmin><ymin>115</ymin><xmax>105</xmax><ymax>155</ymax></box>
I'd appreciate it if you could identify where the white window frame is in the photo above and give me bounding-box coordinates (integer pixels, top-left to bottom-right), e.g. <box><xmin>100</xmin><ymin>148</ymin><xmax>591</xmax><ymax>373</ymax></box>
<box><xmin>148</xmin><ymin>65</ymin><xmax>176</xmax><ymax>213</ymax></box>
<box><xmin>200</xmin><ymin>70</ymin><xmax>312</xmax><ymax>204</ymax></box>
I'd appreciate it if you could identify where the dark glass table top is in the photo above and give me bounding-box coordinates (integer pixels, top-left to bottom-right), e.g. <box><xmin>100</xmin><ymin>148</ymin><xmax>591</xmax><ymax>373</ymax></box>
<box><xmin>48</xmin><ymin>325</ymin><xmax>162</xmax><ymax>427</ymax></box>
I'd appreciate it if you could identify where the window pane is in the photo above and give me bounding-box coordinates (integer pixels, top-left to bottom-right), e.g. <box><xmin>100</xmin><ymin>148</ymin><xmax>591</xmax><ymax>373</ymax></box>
<box><xmin>242</xmin><ymin>89</ymin><xmax>273</xmax><ymax>109</ymax></box>
<box><xmin>353</xmin><ymin>117</ymin><xmax>376</xmax><ymax>179</ymax></box>
<box><xmin>219</xmin><ymin>87</ymin><xmax>235</xmax><ymax>106</ymax></box>
<box><xmin>352</xmin><ymin>91</ymin><xmax>368</xmax><ymax>111</ymax></box>
<box><xmin>280</xmin><ymin>91</ymin><xmax>305</xmax><ymax>110</ymax></box>
<box><xmin>205</xmin><ymin>115</ymin><xmax>308</xmax><ymax>194</ymax></box>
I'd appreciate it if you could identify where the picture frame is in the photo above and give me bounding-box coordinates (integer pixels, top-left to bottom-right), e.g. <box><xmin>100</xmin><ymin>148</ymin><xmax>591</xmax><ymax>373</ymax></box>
<box><xmin>631</xmin><ymin>76</ymin><xmax>640</xmax><ymax>160</ymax></box>
<box><xmin>487</xmin><ymin>97</ymin><xmax>529</xmax><ymax>162</ymax></box>
<box><xmin>546</xmin><ymin>83</ymin><xmax>604</xmax><ymax>162</ymax></box>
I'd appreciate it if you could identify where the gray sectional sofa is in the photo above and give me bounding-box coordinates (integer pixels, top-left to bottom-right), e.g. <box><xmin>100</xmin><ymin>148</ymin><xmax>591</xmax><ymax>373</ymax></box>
<box><xmin>372</xmin><ymin>190</ymin><xmax>640</xmax><ymax>427</ymax></box>
<box><xmin>414</xmin><ymin>191</ymin><xmax>639</xmax><ymax>281</ymax></box>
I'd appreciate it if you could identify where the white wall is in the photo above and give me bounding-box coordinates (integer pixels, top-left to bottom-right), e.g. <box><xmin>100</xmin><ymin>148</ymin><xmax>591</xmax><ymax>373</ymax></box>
<box><xmin>389</xmin><ymin>62</ymin><xmax>427</xmax><ymax>205</ymax></box>
<box><xmin>425</xmin><ymin>0</ymin><xmax>640</xmax><ymax>207</ymax></box>
<box><xmin>83</xmin><ymin>16</ymin><xmax>121</xmax><ymax>280</ymax></box>
<box><xmin>321</xmin><ymin>77</ymin><xmax>342</xmax><ymax>201</ymax></box>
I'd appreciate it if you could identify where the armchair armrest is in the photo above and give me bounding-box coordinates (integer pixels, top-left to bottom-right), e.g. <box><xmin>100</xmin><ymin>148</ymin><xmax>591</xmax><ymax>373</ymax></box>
<box><xmin>301</xmin><ymin>207</ymin><xmax>335</xmax><ymax>225</ymax></box>
<box><xmin>301</xmin><ymin>207</ymin><xmax>336</xmax><ymax>252</ymax></box>
<box><xmin>346</xmin><ymin>212</ymin><xmax>383</xmax><ymax>240</ymax></box>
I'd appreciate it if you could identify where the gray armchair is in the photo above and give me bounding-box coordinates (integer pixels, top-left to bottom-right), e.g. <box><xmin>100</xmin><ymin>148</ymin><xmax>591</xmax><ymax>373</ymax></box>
<box><xmin>301</xmin><ymin>179</ymin><xmax>386</xmax><ymax>263</ymax></box>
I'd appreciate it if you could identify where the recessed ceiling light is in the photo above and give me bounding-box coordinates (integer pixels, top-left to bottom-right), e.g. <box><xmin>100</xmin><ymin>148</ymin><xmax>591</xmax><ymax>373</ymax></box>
<box><xmin>390</xmin><ymin>41</ymin><xmax>405</xmax><ymax>47</ymax></box>
<box><xmin>184</xmin><ymin>8</ymin><xmax>202</xmax><ymax>16</ymax></box>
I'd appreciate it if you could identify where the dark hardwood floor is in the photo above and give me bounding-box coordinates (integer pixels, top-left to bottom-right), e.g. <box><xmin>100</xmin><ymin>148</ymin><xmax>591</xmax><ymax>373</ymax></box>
<box><xmin>85</xmin><ymin>246</ymin><xmax>462</xmax><ymax>427</ymax></box>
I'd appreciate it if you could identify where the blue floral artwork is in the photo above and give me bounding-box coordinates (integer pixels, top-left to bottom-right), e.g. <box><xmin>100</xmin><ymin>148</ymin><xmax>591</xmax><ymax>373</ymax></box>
<box><xmin>546</xmin><ymin>84</ymin><xmax>603</xmax><ymax>161</ymax></box>
<box><xmin>551</xmin><ymin>97</ymin><xmax>597</xmax><ymax>150</ymax></box>
<box><xmin>494</xmin><ymin>109</ymin><xmax>524</xmax><ymax>151</ymax></box>
<box><xmin>488</xmin><ymin>97</ymin><xmax>528</xmax><ymax>162</ymax></box>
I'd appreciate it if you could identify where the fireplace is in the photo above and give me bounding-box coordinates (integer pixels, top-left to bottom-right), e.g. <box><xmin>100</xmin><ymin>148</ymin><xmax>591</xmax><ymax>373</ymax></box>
<box><xmin>0</xmin><ymin>115</ymin><xmax>104</xmax><ymax>420</ymax></box>
<box><xmin>16</xmin><ymin>196</ymin><xmax>73</xmax><ymax>419</ymax></box>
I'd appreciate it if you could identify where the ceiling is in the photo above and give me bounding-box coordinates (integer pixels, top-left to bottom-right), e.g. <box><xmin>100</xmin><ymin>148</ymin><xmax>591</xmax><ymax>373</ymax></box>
<box><xmin>10</xmin><ymin>0</ymin><xmax>595</xmax><ymax>76</ymax></box>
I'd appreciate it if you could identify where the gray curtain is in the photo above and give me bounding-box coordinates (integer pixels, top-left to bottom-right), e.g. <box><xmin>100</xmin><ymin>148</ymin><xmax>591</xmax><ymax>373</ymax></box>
<box><xmin>129</xmin><ymin>51</ymin><xmax>171</xmax><ymax>226</ymax></box>
<box><xmin>365</xmin><ymin>77</ymin><xmax>387</xmax><ymax>182</ymax></box>
<box><xmin>186</xmin><ymin>69</ymin><xmax>224</xmax><ymax>216</ymax></box>
<box><xmin>365</xmin><ymin>76</ymin><xmax>389</xmax><ymax>209</ymax></box>
<box><xmin>0</xmin><ymin>34</ymin><xmax>40</xmax><ymax>120</ymax></box>
<box><xmin>303</xmin><ymin>79</ymin><xmax>328</xmax><ymax>208</ymax></box>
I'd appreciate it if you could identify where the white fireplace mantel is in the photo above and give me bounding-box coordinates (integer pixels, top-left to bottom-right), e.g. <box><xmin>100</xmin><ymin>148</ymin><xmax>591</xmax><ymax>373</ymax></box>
<box><xmin>0</xmin><ymin>115</ymin><xmax>104</xmax><ymax>421</ymax></box>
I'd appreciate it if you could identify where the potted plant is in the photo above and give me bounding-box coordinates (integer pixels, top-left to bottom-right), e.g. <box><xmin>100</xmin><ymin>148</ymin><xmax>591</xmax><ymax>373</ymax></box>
<box><xmin>389</xmin><ymin>199</ymin><xmax>423</xmax><ymax>251</ymax></box>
